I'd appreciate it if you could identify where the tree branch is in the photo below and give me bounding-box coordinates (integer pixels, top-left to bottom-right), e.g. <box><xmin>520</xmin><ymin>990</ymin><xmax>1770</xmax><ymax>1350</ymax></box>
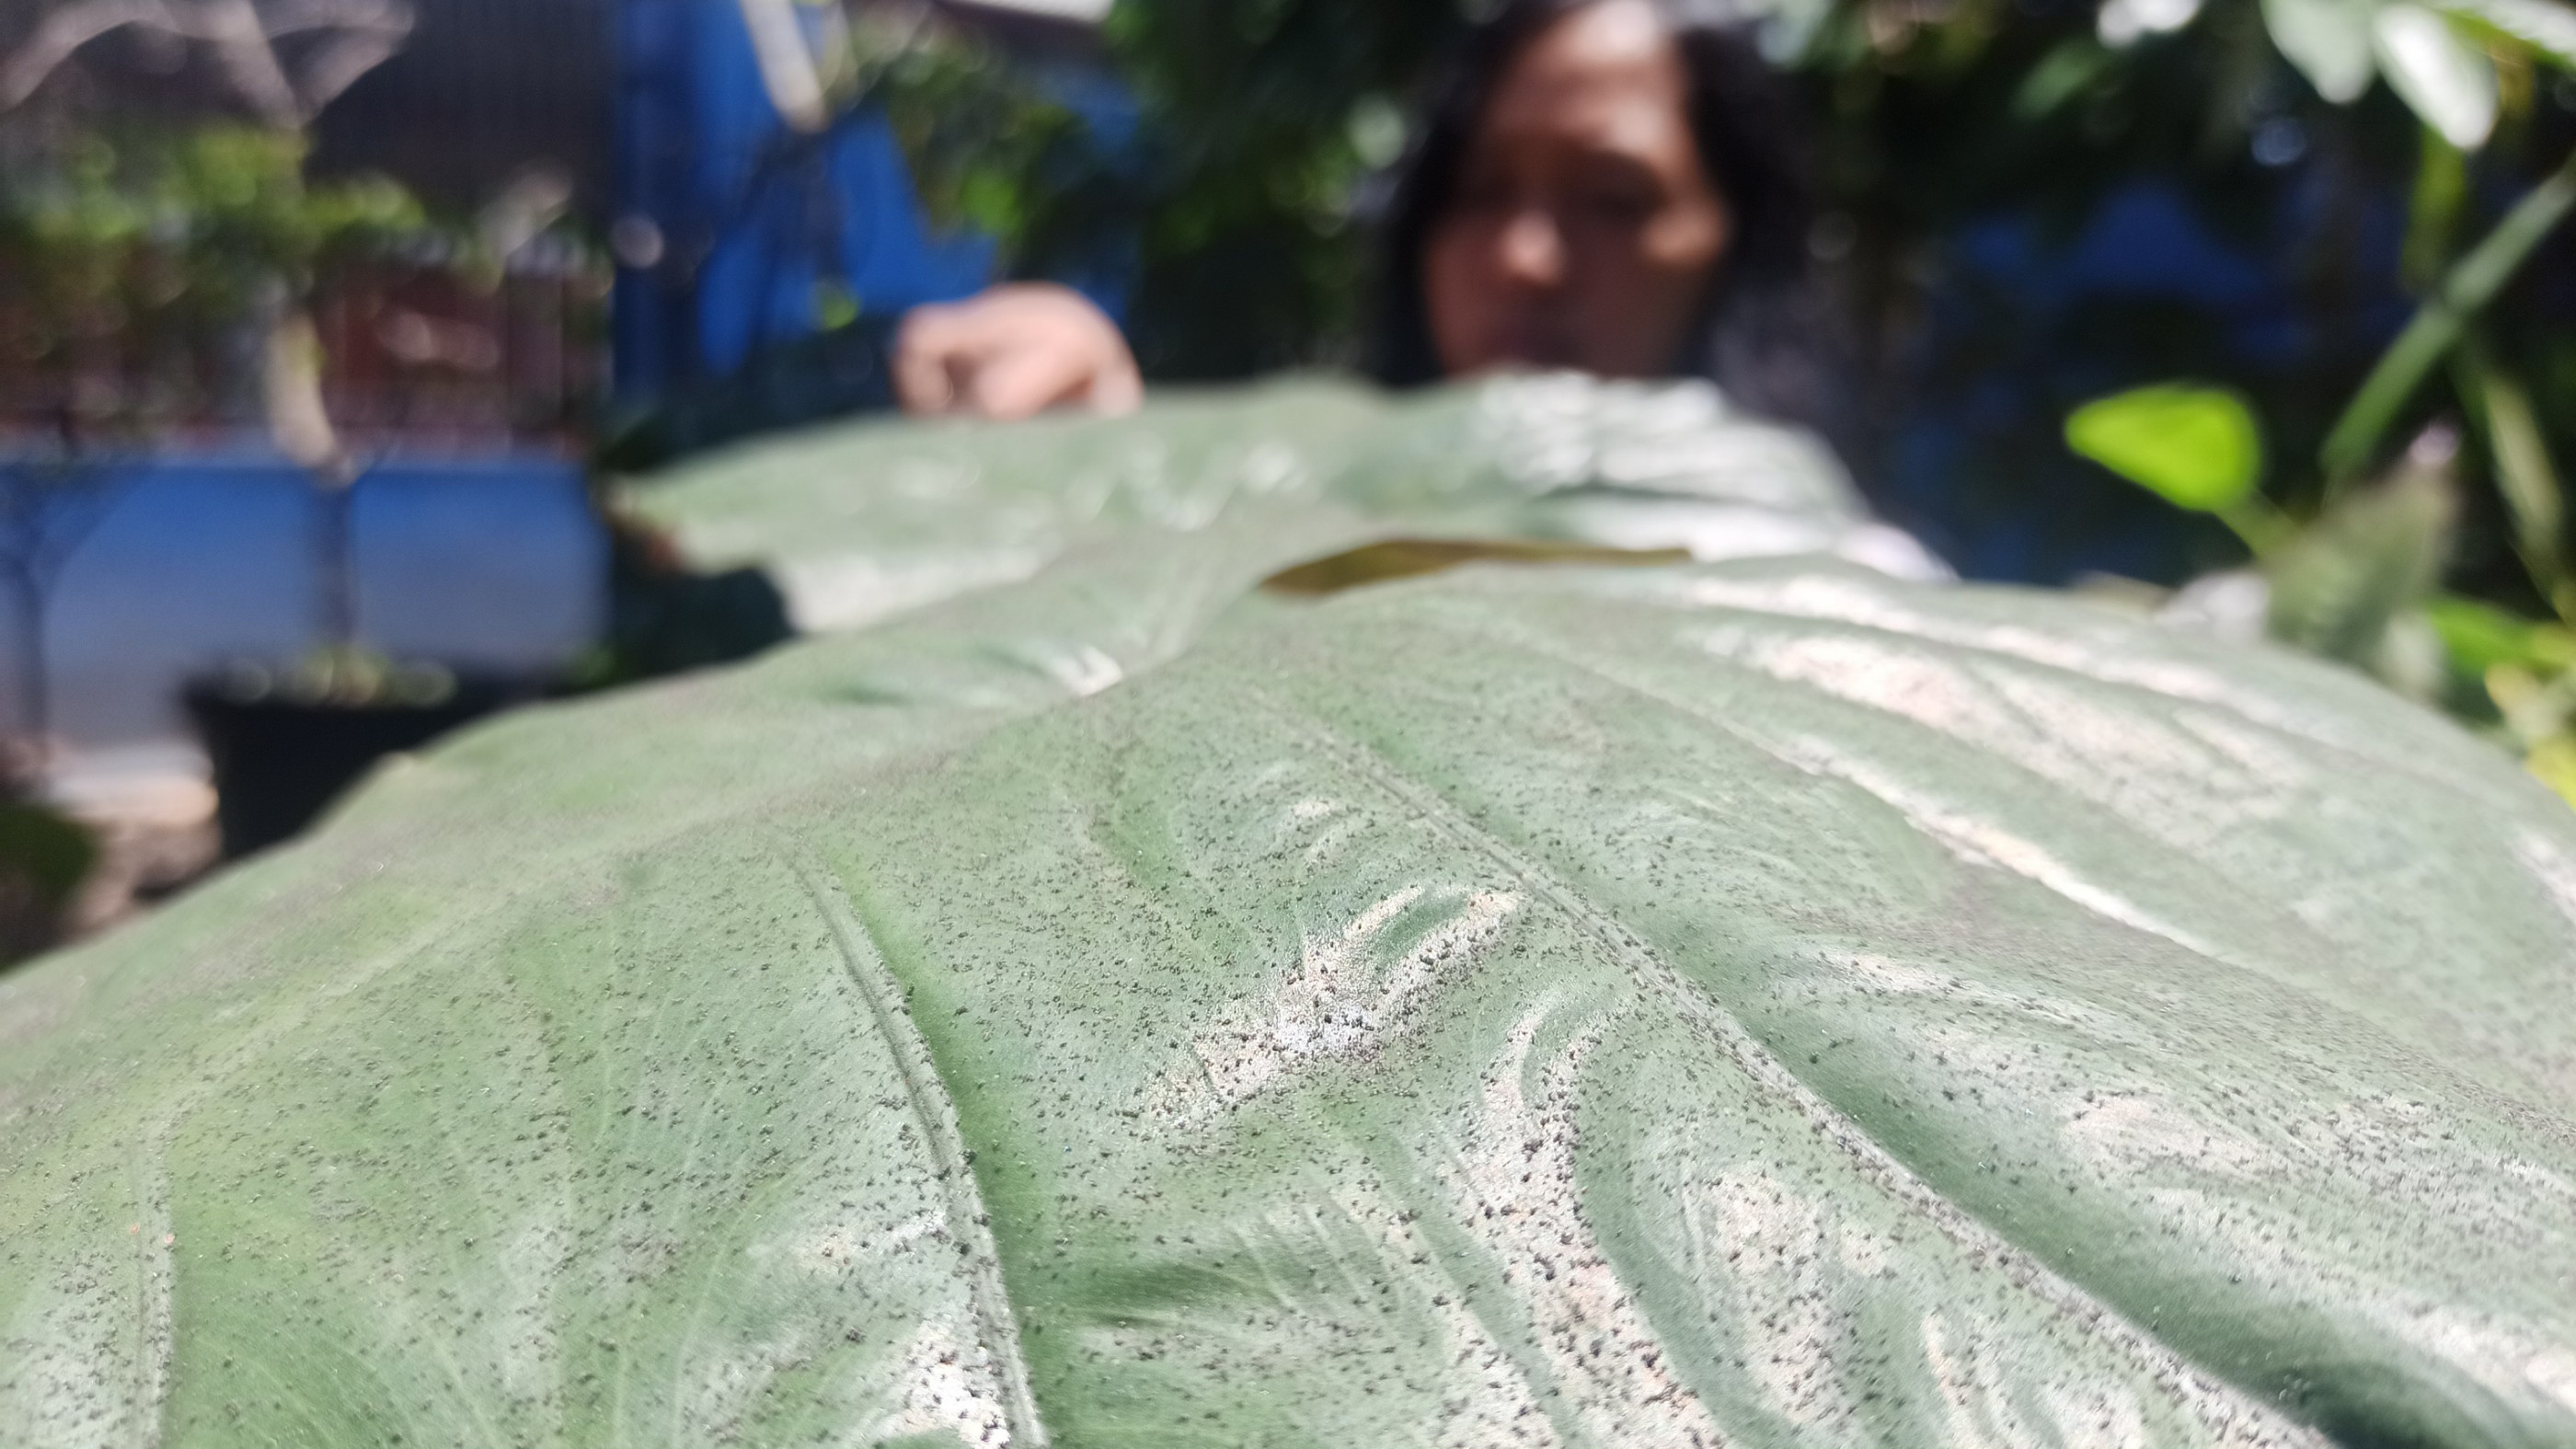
<box><xmin>255</xmin><ymin>0</ymin><xmax>412</xmax><ymax>37</ymax></box>
<box><xmin>293</xmin><ymin>26</ymin><xmax>404</xmax><ymax>112</ymax></box>
<box><xmin>201</xmin><ymin>0</ymin><xmax>304</xmax><ymax>126</ymax></box>
<box><xmin>0</xmin><ymin>0</ymin><xmax>178</xmax><ymax>109</ymax></box>
<box><xmin>0</xmin><ymin>0</ymin><xmax>414</xmax><ymax>121</ymax></box>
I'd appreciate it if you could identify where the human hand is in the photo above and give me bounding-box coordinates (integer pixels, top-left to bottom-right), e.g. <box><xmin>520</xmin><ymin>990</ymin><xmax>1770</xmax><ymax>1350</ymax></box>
<box><xmin>892</xmin><ymin>282</ymin><xmax>1144</xmax><ymax>420</ymax></box>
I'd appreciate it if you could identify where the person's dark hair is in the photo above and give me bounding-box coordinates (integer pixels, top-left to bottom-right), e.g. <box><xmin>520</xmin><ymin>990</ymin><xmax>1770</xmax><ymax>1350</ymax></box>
<box><xmin>1372</xmin><ymin>0</ymin><xmax>1846</xmax><ymax>443</ymax></box>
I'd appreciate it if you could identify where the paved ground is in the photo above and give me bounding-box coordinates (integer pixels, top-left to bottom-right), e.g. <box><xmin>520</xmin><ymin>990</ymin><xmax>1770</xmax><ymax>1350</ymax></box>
<box><xmin>48</xmin><ymin>743</ymin><xmax>222</xmax><ymax>938</ymax></box>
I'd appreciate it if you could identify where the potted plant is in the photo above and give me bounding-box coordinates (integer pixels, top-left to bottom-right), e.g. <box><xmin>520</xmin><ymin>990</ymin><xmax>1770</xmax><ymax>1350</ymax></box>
<box><xmin>183</xmin><ymin>304</ymin><xmax>546</xmax><ymax>858</ymax></box>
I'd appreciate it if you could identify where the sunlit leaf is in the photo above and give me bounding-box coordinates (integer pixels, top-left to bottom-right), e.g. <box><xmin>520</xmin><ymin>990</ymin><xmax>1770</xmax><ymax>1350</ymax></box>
<box><xmin>10</xmin><ymin>382</ymin><xmax>2576</xmax><ymax>1446</ymax></box>
<box><xmin>2065</xmin><ymin>384</ymin><xmax>2264</xmax><ymax>512</ymax></box>
<box><xmin>2268</xmin><ymin>452</ymin><xmax>2457</xmax><ymax>673</ymax></box>
<box><xmin>2529</xmin><ymin>731</ymin><xmax>2576</xmax><ymax>802</ymax></box>
<box><xmin>2434</xmin><ymin>0</ymin><xmax>2576</xmax><ymax>71</ymax></box>
<box><xmin>2430</xmin><ymin>593</ymin><xmax>2576</xmax><ymax>671</ymax></box>
<box><xmin>2264</xmin><ymin>0</ymin><xmax>2382</xmax><ymax>100</ymax></box>
<box><xmin>2099</xmin><ymin>0</ymin><xmax>2206</xmax><ymax>45</ymax></box>
<box><xmin>2376</xmin><ymin>3</ymin><xmax>2501</xmax><ymax>147</ymax></box>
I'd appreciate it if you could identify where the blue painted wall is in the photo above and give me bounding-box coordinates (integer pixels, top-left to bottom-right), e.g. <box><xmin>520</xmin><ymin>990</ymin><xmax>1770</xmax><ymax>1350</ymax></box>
<box><xmin>31</xmin><ymin>454</ymin><xmax>603</xmax><ymax>743</ymax></box>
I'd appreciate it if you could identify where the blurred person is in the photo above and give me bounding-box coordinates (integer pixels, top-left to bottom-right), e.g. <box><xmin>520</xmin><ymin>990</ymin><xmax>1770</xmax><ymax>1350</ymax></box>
<box><xmin>892</xmin><ymin>0</ymin><xmax>1840</xmax><ymax>440</ymax></box>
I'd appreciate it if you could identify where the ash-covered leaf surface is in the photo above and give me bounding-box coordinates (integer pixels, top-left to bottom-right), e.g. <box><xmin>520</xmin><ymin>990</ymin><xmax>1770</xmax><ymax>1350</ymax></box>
<box><xmin>5</xmin><ymin>380</ymin><xmax>2574</xmax><ymax>1449</ymax></box>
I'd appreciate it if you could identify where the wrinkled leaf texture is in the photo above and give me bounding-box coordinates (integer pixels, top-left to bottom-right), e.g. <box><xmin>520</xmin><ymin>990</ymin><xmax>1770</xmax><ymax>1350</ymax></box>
<box><xmin>5</xmin><ymin>380</ymin><xmax>2576</xmax><ymax>1449</ymax></box>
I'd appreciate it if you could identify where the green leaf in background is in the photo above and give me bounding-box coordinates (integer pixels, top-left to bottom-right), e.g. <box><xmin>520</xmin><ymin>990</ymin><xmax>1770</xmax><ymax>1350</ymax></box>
<box><xmin>2526</xmin><ymin>731</ymin><xmax>2576</xmax><ymax>802</ymax></box>
<box><xmin>2375</xmin><ymin>4</ymin><xmax>2501</xmax><ymax>148</ymax></box>
<box><xmin>2264</xmin><ymin>0</ymin><xmax>2384</xmax><ymax>100</ymax></box>
<box><xmin>2457</xmin><ymin>339</ymin><xmax>2568</xmax><ymax>606</ymax></box>
<box><xmin>2405</xmin><ymin>130</ymin><xmax>2473</xmax><ymax>289</ymax></box>
<box><xmin>2066</xmin><ymin>384</ymin><xmax>2265</xmax><ymax>512</ymax></box>
<box><xmin>2010</xmin><ymin>38</ymin><xmax>2118</xmax><ymax>119</ymax></box>
<box><xmin>2268</xmin><ymin>446</ymin><xmax>2459</xmax><ymax>679</ymax></box>
<box><xmin>2428</xmin><ymin>592</ymin><xmax>2576</xmax><ymax>672</ymax></box>
<box><xmin>2323</xmin><ymin>146</ymin><xmax>2576</xmax><ymax>483</ymax></box>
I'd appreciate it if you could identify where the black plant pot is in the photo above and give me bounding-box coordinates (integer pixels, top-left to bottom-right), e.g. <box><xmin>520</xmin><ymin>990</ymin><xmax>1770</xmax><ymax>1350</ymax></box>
<box><xmin>185</xmin><ymin>673</ymin><xmax>538</xmax><ymax>859</ymax></box>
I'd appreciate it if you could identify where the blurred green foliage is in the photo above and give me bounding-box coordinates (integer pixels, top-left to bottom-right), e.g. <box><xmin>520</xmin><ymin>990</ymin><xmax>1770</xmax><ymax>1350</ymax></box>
<box><xmin>0</xmin><ymin>122</ymin><xmax>428</xmax><ymax>431</ymax></box>
<box><xmin>2052</xmin><ymin>0</ymin><xmax>2576</xmax><ymax>800</ymax></box>
<box><xmin>865</xmin><ymin>2</ymin><xmax>1461</xmax><ymax>377</ymax></box>
<box><xmin>1091</xmin><ymin>2</ymin><xmax>1458</xmax><ymax>375</ymax></box>
<box><xmin>868</xmin><ymin>26</ymin><xmax>1094</xmax><ymax>249</ymax></box>
<box><xmin>0</xmin><ymin>796</ymin><xmax>94</xmax><ymax>966</ymax></box>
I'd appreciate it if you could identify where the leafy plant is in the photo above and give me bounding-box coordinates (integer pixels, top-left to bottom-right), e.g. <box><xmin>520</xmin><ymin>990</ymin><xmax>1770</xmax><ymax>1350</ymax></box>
<box><xmin>2066</xmin><ymin>384</ymin><xmax>2284</xmax><ymax>542</ymax></box>
<box><xmin>0</xmin><ymin>123</ymin><xmax>426</xmax><ymax>432</ymax></box>
<box><xmin>862</xmin><ymin>18</ymin><xmax>1095</xmax><ymax>252</ymax></box>
<box><xmin>0</xmin><ymin>443</ymin><xmax>104</xmax><ymax>958</ymax></box>
<box><xmin>11</xmin><ymin>384</ymin><xmax>2576</xmax><ymax>1446</ymax></box>
<box><xmin>2320</xmin><ymin>144</ymin><xmax>2576</xmax><ymax>489</ymax></box>
<box><xmin>2053</xmin><ymin>0</ymin><xmax>2576</xmax><ymax>797</ymax></box>
<box><xmin>203</xmin><ymin>645</ymin><xmax>459</xmax><ymax>710</ymax></box>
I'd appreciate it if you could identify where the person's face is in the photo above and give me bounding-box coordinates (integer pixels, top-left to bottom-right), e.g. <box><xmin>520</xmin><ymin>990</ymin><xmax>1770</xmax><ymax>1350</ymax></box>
<box><xmin>1424</xmin><ymin>0</ymin><xmax>1731</xmax><ymax>380</ymax></box>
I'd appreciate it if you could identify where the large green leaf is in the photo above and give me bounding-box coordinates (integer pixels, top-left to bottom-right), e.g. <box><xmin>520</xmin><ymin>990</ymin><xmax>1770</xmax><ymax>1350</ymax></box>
<box><xmin>619</xmin><ymin>375</ymin><xmax>1915</xmax><ymax>632</ymax></box>
<box><xmin>7</xmin><ymin>384</ymin><xmax>2576</xmax><ymax>1448</ymax></box>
